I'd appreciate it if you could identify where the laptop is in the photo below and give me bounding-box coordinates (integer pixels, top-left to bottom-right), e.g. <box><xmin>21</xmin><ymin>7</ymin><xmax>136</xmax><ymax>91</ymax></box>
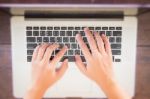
<box><xmin>10</xmin><ymin>5</ymin><xmax>137</xmax><ymax>98</ymax></box>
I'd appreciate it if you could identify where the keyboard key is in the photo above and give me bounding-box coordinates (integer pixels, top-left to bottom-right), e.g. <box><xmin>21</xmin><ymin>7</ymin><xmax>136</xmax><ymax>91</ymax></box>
<box><xmin>65</xmin><ymin>43</ymin><xmax>70</xmax><ymax>49</ymax></box>
<box><xmin>33</xmin><ymin>27</ymin><xmax>39</xmax><ymax>30</ymax></box>
<box><xmin>53</xmin><ymin>31</ymin><xmax>59</xmax><ymax>36</ymax></box>
<box><xmin>82</xmin><ymin>27</ymin><xmax>86</xmax><ymax>30</ymax></box>
<box><xmin>27</xmin><ymin>50</ymin><xmax>34</xmax><ymax>55</ymax></box>
<box><xmin>111</xmin><ymin>44</ymin><xmax>121</xmax><ymax>49</ymax></box>
<box><xmin>71</xmin><ymin>44</ymin><xmax>77</xmax><ymax>49</ymax></box>
<box><xmin>109</xmin><ymin>37</ymin><xmax>115</xmax><ymax>43</ymax></box>
<box><xmin>37</xmin><ymin>37</ymin><xmax>42</xmax><ymax>42</ymax></box>
<box><xmin>115</xmin><ymin>59</ymin><xmax>121</xmax><ymax>62</ymax></box>
<box><xmin>80</xmin><ymin>31</ymin><xmax>85</xmax><ymax>36</ymax></box>
<box><xmin>60</xmin><ymin>31</ymin><xmax>65</xmax><ymax>36</ymax></box>
<box><xmin>68</xmin><ymin>27</ymin><xmax>74</xmax><ymax>30</ymax></box>
<box><xmin>73</xmin><ymin>31</ymin><xmax>79</xmax><ymax>36</ymax></box>
<box><xmin>66</xmin><ymin>31</ymin><xmax>72</xmax><ymax>36</ymax></box>
<box><xmin>56</xmin><ymin>37</ymin><xmax>62</xmax><ymax>42</ymax></box>
<box><xmin>70</xmin><ymin>37</ymin><xmax>75</xmax><ymax>42</ymax></box>
<box><xmin>88</xmin><ymin>27</ymin><xmax>94</xmax><ymax>30</ymax></box>
<box><xmin>109</xmin><ymin>27</ymin><xmax>115</xmax><ymax>30</ymax></box>
<box><xmin>116</xmin><ymin>37</ymin><xmax>122</xmax><ymax>42</ymax></box>
<box><xmin>112</xmin><ymin>50</ymin><xmax>121</xmax><ymax>55</ymax></box>
<box><xmin>46</xmin><ymin>31</ymin><xmax>52</xmax><ymax>36</ymax></box>
<box><xmin>102</xmin><ymin>27</ymin><xmax>108</xmax><ymax>30</ymax></box>
<box><xmin>61</xmin><ymin>27</ymin><xmax>67</xmax><ymax>30</ymax></box>
<box><xmin>68</xmin><ymin>50</ymin><xmax>74</xmax><ymax>55</ymax></box>
<box><xmin>75</xmin><ymin>27</ymin><xmax>80</xmax><ymax>30</ymax></box>
<box><xmin>83</xmin><ymin>37</ymin><xmax>88</xmax><ymax>42</ymax></box>
<box><xmin>50</xmin><ymin>37</ymin><xmax>55</xmax><ymax>42</ymax></box>
<box><xmin>116</xmin><ymin>27</ymin><xmax>122</xmax><ymax>30</ymax></box>
<box><xmin>54</xmin><ymin>49</ymin><xmax>60</xmax><ymax>55</ymax></box>
<box><xmin>33</xmin><ymin>31</ymin><xmax>39</xmax><ymax>36</ymax></box>
<box><xmin>95</xmin><ymin>27</ymin><xmax>101</xmax><ymax>30</ymax></box>
<box><xmin>106</xmin><ymin>31</ymin><xmax>112</xmax><ymax>36</ymax></box>
<box><xmin>60</xmin><ymin>56</ymin><xmax>68</xmax><ymax>62</ymax></box>
<box><xmin>40</xmin><ymin>31</ymin><xmax>45</xmax><ymax>36</ymax></box>
<box><xmin>27</xmin><ymin>43</ymin><xmax>37</xmax><ymax>49</ymax></box>
<box><xmin>63</xmin><ymin>37</ymin><xmax>69</xmax><ymax>42</ymax></box>
<box><xmin>47</xmin><ymin>27</ymin><xmax>53</xmax><ymax>30</ymax></box>
<box><xmin>68</xmin><ymin>56</ymin><xmax>75</xmax><ymax>62</ymax></box>
<box><xmin>27</xmin><ymin>56</ymin><xmax>32</xmax><ymax>62</ymax></box>
<box><xmin>27</xmin><ymin>37</ymin><xmax>36</xmax><ymax>42</ymax></box>
<box><xmin>54</xmin><ymin>27</ymin><xmax>60</xmax><ymax>30</ymax></box>
<box><xmin>112</xmin><ymin>56</ymin><xmax>115</xmax><ymax>62</ymax></box>
<box><xmin>75</xmin><ymin>50</ymin><xmax>80</xmax><ymax>55</ymax></box>
<box><xmin>59</xmin><ymin>43</ymin><xmax>64</xmax><ymax>49</ymax></box>
<box><xmin>113</xmin><ymin>31</ymin><xmax>122</xmax><ymax>36</ymax></box>
<box><xmin>43</xmin><ymin>37</ymin><xmax>49</xmax><ymax>42</ymax></box>
<box><xmin>40</xmin><ymin>26</ymin><xmax>46</xmax><ymax>30</ymax></box>
<box><xmin>26</xmin><ymin>26</ymin><xmax>32</xmax><ymax>30</ymax></box>
<box><xmin>99</xmin><ymin>31</ymin><xmax>105</xmax><ymax>35</ymax></box>
<box><xmin>26</xmin><ymin>31</ymin><xmax>32</xmax><ymax>36</ymax></box>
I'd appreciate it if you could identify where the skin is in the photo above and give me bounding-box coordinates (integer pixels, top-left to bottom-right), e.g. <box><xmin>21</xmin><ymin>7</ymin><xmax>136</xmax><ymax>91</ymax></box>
<box><xmin>24</xmin><ymin>28</ymin><xmax>131</xmax><ymax>99</ymax></box>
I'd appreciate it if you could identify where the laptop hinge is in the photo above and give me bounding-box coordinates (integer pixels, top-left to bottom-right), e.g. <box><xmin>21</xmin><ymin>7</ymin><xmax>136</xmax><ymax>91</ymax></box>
<box><xmin>25</xmin><ymin>11</ymin><xmax>124</xmax><ymax>20</ymax></box>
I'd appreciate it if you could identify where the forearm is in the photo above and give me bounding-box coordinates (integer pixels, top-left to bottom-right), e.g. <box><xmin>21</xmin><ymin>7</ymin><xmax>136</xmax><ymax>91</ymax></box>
<box><xmin>96</xmin><ymin>78</ymin><xmax>131</xmax><ymax>99</ymax></box>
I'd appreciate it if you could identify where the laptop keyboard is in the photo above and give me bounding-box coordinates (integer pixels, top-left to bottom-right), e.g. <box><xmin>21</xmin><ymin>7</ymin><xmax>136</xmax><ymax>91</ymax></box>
<box><xmin>26</xmin><ymin>26</ymin><xmax>122</xmax><ymax>62</ymax></box>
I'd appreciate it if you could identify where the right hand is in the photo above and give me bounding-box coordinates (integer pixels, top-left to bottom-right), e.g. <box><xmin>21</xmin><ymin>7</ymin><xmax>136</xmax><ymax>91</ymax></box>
<box><xmin>75</xmin><ymin>28</ymin><xmax>115</xmax><ymax>92</ymax></box>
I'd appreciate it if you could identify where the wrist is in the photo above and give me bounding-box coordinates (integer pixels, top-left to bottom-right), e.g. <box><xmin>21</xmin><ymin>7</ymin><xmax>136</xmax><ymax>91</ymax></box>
<box><xmin>24</xmin><ymin>84</ymin><xmax>46</xmax><ymax>99</ymax></box>
<box><xmin>96</xmin><ymin>77</ymin><xmax>117</xmax><ymax>95</ymax></box>
<box><xmin>96</xmin><ymin>78</ymin><xmax>131</xmax><ymax>99</ymax></box>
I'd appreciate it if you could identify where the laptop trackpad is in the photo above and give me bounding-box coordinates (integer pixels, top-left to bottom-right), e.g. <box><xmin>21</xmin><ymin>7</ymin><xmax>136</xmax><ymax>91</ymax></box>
<box><xmin>56</xmin><ymin>63</ymin><xmax>92</xmax><ymax>94</ymax></box>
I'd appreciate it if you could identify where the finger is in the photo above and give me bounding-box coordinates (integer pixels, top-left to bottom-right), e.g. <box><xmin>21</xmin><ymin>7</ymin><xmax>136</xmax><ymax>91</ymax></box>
<box><xmin>84</xmin><ymin>28</ymin><xmax>98</xmax><ymax>53</ymax></box>
<box><xmin>42</xmin><ymin>44</ymin><xmax>59</xmax><ymax>62</ymax></box>
<box><xmin>94</xmin><ymin>32</ymin><xmax>105</xmax><ymax>54</ymax></box>
<box><xmin>37</xmin><ymin>43</ymin><xmax>49</xmax><ymax>61</ymax></box>
<box><xmin>75</xmin><ymin>55</ymin><xmax>88</xmax><ymax>76</ymax></box>
<box><xmin>101</xmin><ymin>34</ymin><xmax>112</xmax><ymax>56</ymax></box>
<box><xmin>51</xmin><ymin>46</ymin><xmax>68</xmax><ymax>66</ymax></box>
<box><xmin>76</xmin><ymin>34</ymin><xmax>92</xmax><ymax>61</ymax></box>
<box><xmin>32</xmin><ymin>45</ymin><xmax>40</xmax><ymax>61</ymax></box>
<box><xmin>56</xmin><ymin>59</ymin><xmax>68</xmax><ymax>80</ymax></box>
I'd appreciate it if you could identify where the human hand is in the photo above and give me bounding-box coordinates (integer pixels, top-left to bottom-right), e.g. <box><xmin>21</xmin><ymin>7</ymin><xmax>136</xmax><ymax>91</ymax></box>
<box><xmin>24</xmin><ymin>43</ymin><xmax>68</xmax><ymax>99</ymax></box>
<box><xmin>75</xmin><ymin>28</ymin><xmax>114</xmax><ymax>88</ymax></box>
<box><xmin>75</xmin><ymin>28</ymin><xmax>130</xmax><ymax>99</ymax></box>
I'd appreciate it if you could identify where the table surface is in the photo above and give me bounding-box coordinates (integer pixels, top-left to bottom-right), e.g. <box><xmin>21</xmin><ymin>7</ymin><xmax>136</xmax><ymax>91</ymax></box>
<box><xmin>0</xmin><ymin>8</ymin><xmax>150</xmax><ymax>99</ymax></box>
<box><xmin>0</xmin><ymin>0</ymin><xmax>150</xmax><ymax>4</ymax></box>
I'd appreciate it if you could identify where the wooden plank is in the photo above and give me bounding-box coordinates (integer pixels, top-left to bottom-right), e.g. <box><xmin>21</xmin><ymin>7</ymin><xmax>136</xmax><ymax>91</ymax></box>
<box><xmin>0</xmin><ymin>9</ymin><xmax>11</xmax><ymax>44</ymax></box>
<box><xmin>0</xmin><ymin>45</ymin><xmax>14</xmax><ymax>99</ymax></box>
<box><xmin>0</xmin><ymin>0</ymin><xmax>150</xmax><ymax>4</ymax></box>
<box><xmin>134</xmin><ymin>47</ymin><xmax>150</xmax><ymax>99</ymax></box>
<box><xmin>137</xmin><ymin>11</ymin><xmax>150</xmax><ymax>46</ymax></box>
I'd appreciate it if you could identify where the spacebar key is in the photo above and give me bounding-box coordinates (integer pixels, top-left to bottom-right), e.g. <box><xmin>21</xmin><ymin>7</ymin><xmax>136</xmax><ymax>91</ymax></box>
<box><xmin>68</xmin><ymin>56</ymin><xmax>75</xmax><ymax>62</ymax></box>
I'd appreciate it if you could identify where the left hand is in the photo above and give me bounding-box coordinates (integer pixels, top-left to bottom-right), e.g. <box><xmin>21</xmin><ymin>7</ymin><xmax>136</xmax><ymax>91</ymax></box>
<box><xmin>24</xmin><ymin>43</ymin><xmax>68</xmax><ymax>99</ymax></box>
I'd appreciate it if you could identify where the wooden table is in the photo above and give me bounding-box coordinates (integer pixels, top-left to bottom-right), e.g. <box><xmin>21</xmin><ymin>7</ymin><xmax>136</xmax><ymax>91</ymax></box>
<box><xmin>0</xmin><ymin>0</ymin><xmax>150</xmax><ymax>4</ymax></box>
<box><xmin>0</xmin><ymin>6</ymin><xmax>150</xmax><ymax>99</ymax></box>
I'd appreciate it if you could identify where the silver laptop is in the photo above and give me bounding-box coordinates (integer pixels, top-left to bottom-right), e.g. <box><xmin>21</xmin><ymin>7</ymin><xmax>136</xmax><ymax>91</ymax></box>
<box><xmin>11</xmin><ymin>5</ymin><xmax>137</xmax><ymax>98</ymax></box>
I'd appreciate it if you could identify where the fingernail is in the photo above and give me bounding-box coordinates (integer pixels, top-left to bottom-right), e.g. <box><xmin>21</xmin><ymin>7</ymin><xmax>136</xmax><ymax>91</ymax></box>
<box><xmin>76</xmin><ymin>33</ymin><xmax>80</xmax><ymax>38</ymax></box>
<box><xmin>64</xmin><ymin>45</ymin><xmax>68</xmax><ymax>49</ymax></box>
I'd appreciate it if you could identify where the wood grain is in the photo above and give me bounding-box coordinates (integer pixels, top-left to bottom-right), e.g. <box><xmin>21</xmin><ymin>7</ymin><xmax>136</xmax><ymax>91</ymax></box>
<box><xmin>137</xmin><ymin>11</ymin><xmax>150</xmax><ymax>46</ymax></box>
<box><xmin>134</xmin><ymin>47</ymin><xmax>150</xmax><ymax>99</ymax></box>
<box><xmin>0</xmin><ymin>0</ymin><xmax>150</xmax><ymax>4</ymax></box>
